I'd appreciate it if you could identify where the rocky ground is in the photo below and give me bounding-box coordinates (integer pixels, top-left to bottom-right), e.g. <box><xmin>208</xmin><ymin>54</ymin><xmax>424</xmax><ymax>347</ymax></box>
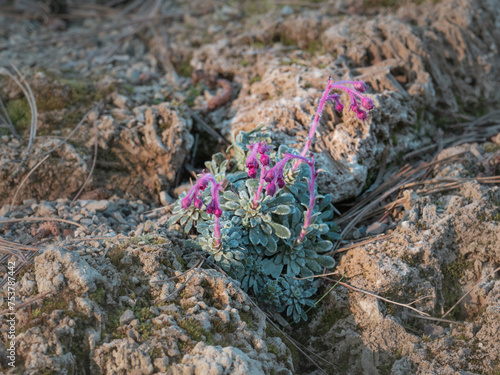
<box><xmin>0</xmin><ymin>0</ymin><xmax>499</xmax><ymax>374</ymax></box>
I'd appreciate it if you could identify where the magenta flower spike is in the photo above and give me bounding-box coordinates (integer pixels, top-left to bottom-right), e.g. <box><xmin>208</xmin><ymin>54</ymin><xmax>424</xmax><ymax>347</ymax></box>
<box><xmin>181</xmin><ymin>172</ymin><xmax>223</xmax><ymax>248</ymax></box>
<box><xmin>292</xmin><ymin>76</ymin><xmax>374</xmax><ymax>171</ymax></box>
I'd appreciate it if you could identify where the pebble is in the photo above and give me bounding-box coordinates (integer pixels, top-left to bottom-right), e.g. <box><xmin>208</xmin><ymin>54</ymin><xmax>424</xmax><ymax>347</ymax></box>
<box><xmin>85</xmin><ymin>200</ymin><xmax>110</xmax><ymax>212</ymax></box>
<box><xmin>119</xmin><ymin>309</ymin><xmax>135</xmax><ymax>325</ymax></box>
<box><xmin>80</xmin><ymin>218</ymin><xmax>94</xmax><ymax>226</ymax></box>
<box><xmin>37</xmin><ymin>202</ymin><xmax>56</xmax><ymax>216</ymax></box>
<box><xmin>113</xmin><ymin>212</ymin><xmax>128</xmax><ymax>225</ymax></box>
<box><xmin>366</xmin><ymin>222</ymin><xmax>388</xmax><ymax>236</ymax></box>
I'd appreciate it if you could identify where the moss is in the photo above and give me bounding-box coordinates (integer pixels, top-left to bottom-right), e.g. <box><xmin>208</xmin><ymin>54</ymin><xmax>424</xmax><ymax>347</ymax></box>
<box><xmin>306</xmin><ymin>41</ymin><xmax>326</xmax><ymax>56</ymax></box>
<box><xmin>137</xmin><ymin>322</ymin><xmax>154</xmax><ymax>340</ymax></box>
<box><xmin>267</xmin><ymin>343</ymin><xmax>279</xmax><ymax>355</ymax></box>
<box><xmin>108</xmin><ymin>246</ymin><xmax>126</xmax><ymax>269</ymax></box>
<box><xmin>179</xmin><ymin>318</ymin><xmax>209</xmax><ymax>342</ymax></box>
<box><xmin>239</xmin><ymin>311</ymin><xmax>254</xmax><ymax>330</ymax></box>
<box><xmin>5</xmin><ymin>98</ymin><xmax>31</xmax><ymax>133</ymax></box>
<box><xmin>176</xmin><ymin>54</ymin><xmax>194</xmax><ymax>78</ymax></box>
<box><xmin>315</xmin><ymin>308</ymin><xmax>347</xmax><ymax>335</ymax></box>
<box><xmin>441</xmin><ymin>256</ymin><xmax>473</xmax><ymax>320</ymax></box>
<box><xmin>89</xmin><ymin>286</ymin><xmax>106</xmax><ymax>305</ymax></box>
<box><xmin>484</xmin><ymin>142</ymin><xmax>500</xmax><ymax>153</ymax></box>
<box><xmin>185</xmin><ymin>85</ymin><xmax>202</xmax><ymax>108</ymax></box>
<box><xmin>265</xmin><ymin>325</ymin><xmax>300</xmax><ymax>370</ymax></box>
<box><xmin>249</xmin><ymin>75</ymin><xmax>262</xmax><ymax>85</ymax></box>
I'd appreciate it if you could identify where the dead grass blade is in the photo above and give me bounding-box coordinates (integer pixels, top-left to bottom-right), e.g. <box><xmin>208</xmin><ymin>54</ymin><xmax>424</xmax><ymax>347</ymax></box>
<box><xmin>441</xmin><ymin>266</ymin><xmax>500</xmax><ymax>320</ymax></box>
<box><xmin>155</xmin><ymin>257</ymin><xmax>205</xmax><ymax>303</ymax></box>
<box><xmin>0</xmin><ymin>66</ymin><xmax>37</xmax><ymax>155</ymax></box>
<box><xmin>328</xmin><ymin>233</ymin><xmax>394</xmax><ymax>255</ymax></box>
<box><xmin>10</xmin><ymin>154</ymin><xmax>50</xmax><ymax>208</ymax></box>
<box><xmin>0</xmin><ymin>292</ymin><xmax>49</xmax><ymax>317</ymax></box>
<box><xmin>322</xmin><ymin>277</ymin><xmax>430</xmax><ymax>317</ymax></box>
<box><xmin>0</xmin><ymin>217</ymin><xmax>90</xmax><ymax>234</ymax></box>
<box><xmin>70</xmin><ymin>123</ymin><xmax>99</xmax><ymax>206</ymax></box>
<box><xmin>0</xmin><ymin>95</ymin><xmax>19</xmax><ymax>139</ymax></box>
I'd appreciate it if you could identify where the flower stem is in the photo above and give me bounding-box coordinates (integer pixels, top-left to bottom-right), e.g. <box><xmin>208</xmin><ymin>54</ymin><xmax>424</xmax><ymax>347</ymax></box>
<box><xmin>292</xmin><ymin>78</ymin><xmax>334</xmax><ymax>171</ymax></box>
<box><xmin>252</xmin><ymin>165</ymin><xmax>268</xmax><ymax>209</ymax></box>
<box><xmin>297</xmin><ymin>155</ymin><xmax>316</xmax><ymax>243</ymax></box>
<box><xmin>214</xmin><ymin>216</ymin><xmax>221</xmax><ymax>248</ymax></box>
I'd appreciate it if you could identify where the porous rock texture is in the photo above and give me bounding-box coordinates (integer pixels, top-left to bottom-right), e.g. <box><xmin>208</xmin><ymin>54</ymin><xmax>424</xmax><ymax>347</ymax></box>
<box><xmin>1</xmin><ymin>0</ymin><xmax>500</xmax><ymax>374</ymax></box>
<box><xmin>301</xmin><ymin>143</ymin><xmax>500</xmax><ymax>374</ymax></box>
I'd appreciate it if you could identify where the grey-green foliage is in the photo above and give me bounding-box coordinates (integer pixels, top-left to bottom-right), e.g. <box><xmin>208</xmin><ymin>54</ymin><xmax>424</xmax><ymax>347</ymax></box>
<box><xmin>168</xmin><ymin>128</ymin><xmax>340</xmax><ymax>322</ymax></box>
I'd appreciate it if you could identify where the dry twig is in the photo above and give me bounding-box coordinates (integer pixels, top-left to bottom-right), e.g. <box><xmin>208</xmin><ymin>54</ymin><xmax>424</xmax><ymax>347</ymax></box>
<box><xmin>10</xmin><ymin>154</ymin><xmax>50</xmax><ymax>208</ymax></box>
<box><xmin>441</xmin><ymin>266</ymin><xmax>500</xmax><ymax>320</ymax></box>
<box><xmin>0</xmin><ymin>217</ymin><xmax>90</xmax><ymax>234</ymax></box>
<box><xmin>322</xmin><ymin>277</ymin><xmax>430</xmax><ymax>317</ymax></box>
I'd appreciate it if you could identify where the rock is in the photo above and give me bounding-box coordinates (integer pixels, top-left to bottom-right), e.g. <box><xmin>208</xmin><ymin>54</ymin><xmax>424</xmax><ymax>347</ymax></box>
<box><xmin>171</xmin><ymin>342</ymin><xmax>265</xmax><ymax>375</ymax></box>
<box><xmin>366</xmin><ymin>222</ymin><xmax>388</xmax><ymax>236</ymax></box>
<box><xmin>120</xmin><ymin>310</ymin><xmax>136</xmax><ymax>325</ymax></box>
<box><xmin>35</xmin><ymin>246</ymin><xmax>105</xmax><ymax>294</ymax></box>
<box><xmin>84</xmin><ymin>200</ymin><xmax>109</xmax><ymax>212</ymax></box>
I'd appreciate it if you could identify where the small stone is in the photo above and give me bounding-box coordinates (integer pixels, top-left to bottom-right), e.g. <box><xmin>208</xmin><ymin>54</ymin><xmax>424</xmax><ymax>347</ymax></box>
<box><xmin>73</xmin><ymin>214</ymin><xmax>83</xmax><ymax>222</ymax></box>
<box><xmin>80</xmin><ymin>218</ymin><xmax>93</xmax><ymax>226</ymax></box>
<box><xmin>37</xmin><ymin>202</ymin><xmax>56</xmax><ymax>216</ymax></box>
<box><xmin>120</xmin><ymin>309</ymin><xmax>135</xmax><ymax>325</ymax></box>
<box><xmin>143</xmin><ymin>220</ymin><xmax>155</xmax><ymax>233</ymax></box>
<box><xmin>113</xmin><ymin>93</ymin><xmax>129</xmax><ymax>109</ymax></box>
<box><xmin>10</xmin><ymin>211</ymin><xmax>26</xmax><ymax>219</ymax></box>
<box><xmin>366</xmin><ymin>222</ymin><xmax>388</xmax><ymax>236</ymax></box>
<box><xmin>159</xmin><ymin>191</ymin><xmax>173</xmax><ymax>206</ymax></box>
<box><xmin>113</xmin><ymin>212</ymin><xmax>127</xmax><ymax>225</ymax></box>
<box><xmin>281</xmin><ymin>5</ymin><xmax>294</xmax><ymax>15</ymax></box>
<box><xmin>85</xmin><ymin>200</ymin><xmax>109</xmax><ymax>212</ymax></box>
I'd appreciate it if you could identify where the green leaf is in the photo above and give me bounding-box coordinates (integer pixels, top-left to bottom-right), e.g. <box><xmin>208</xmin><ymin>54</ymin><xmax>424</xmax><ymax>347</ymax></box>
<box><xmin>267</xmin><ymin>193</ymin><xmax>295</xmax><ymax>207</ymax></box>
<box><xmin>226</xmin><ymin>171</ymin><xmax>248</xmax><ymax>183</ymax></box>
<box><xmin>246</xmin><ymin>179</ymin><xmax>259</xmax><ymax>189</ymax></box>
<box><xmin>316</xmin><ymin>255</ymin><xmax>335</xmax><ymax>268</ymax></box>
<box><xmin>261</xmin><ymin>223</ymin><xmax>272</xmax><ymax>235</ymax></box>
<box><xmin>235</xmin><ymin>209</ymin><xmax>246</xmax><ymax>217</ymax></box>
<box><xmin>223</xmin><ymin>191</ymin><xmax>240</xmax><ymax>201</ymax></box>
<box><xmin>166</xmin><ymin>212</ymin><xmax>183</xmax><ymax>227</ymax></box>
<box><xmin>249</xmin><ymin>227</ymin><xmax>260</xmax><ymax>245</ymax></box>
<box><xmin>267</xmin><ymin>237</ymin><xmax>277</xmax><ymax>253</ymax></box>
<box><xmin>313</xmin><ymin>240</ymin><xmax>333</xmax><ymax>253</ymax></box>
<box><xmin>272</xmin><ymin>205</ymin><xmax>292</xmax><ymax>215</ymax></box>
<box><xmin>223</xmin><ymin>201</ymin><xmax>240</xmax><ymax>210</ymax></box>
<box><xmin>270</xmin><ymin>222</ymin><xmax>291</xmax><ymax>239</ymax></box>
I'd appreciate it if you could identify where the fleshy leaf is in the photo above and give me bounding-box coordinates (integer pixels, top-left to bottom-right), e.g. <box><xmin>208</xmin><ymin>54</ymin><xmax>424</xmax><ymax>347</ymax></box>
<box><xmin>270</xmin><ymin>222</ymin><xmax>291</xmax><ymax>239</ymax></box>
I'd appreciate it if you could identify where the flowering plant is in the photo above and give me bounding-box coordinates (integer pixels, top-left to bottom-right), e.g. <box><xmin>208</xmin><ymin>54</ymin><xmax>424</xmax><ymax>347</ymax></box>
<box><xmin>168</xmin><ymin>77</ymin><xmax>374</xmax><ymax>322</ymax></box>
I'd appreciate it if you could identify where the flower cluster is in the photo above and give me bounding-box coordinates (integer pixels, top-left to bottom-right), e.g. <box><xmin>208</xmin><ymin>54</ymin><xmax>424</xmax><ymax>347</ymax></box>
<box><xmin>168</xmin><ymin>76</ymin><xmax>375</xmax><ymax>322</ymax></box>
<box><xmin>328</xmin><ymin>80</ymin><xmax>373</xmax><ymax>121</ymax></box>
<box><xmin>294</xmin><ymin>77</ymin><xmax>374</xmax><ymax>170</ymax></box>
<box><xmin>180</xmin><ymin>172</ymin><xmax>223</xmax><ymax>247</ymax></box>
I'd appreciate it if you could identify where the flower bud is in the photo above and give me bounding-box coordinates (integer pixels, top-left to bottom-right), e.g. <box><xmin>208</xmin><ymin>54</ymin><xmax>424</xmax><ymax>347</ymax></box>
<box><xmin>277</xmin><ymin>177</ymin><xmax>286</xmax><ymax>189</ymax></box>
<box><xmin>258</xmin><ymin>144</ymin><xmax>267</xmax><ymax>154</ymax></box>
<box><xmin>357</xmin><ymin>110</ymin><xmax>367</xmax><ymax>121</ymax></box>
<box><xmin>264</xmin><ymin>169</ymin><xmax>275</xmax><ymax>183</ymax></box>
<box><xmin>362</xmin><ymin>97</ymin><xmax>373</xmax><ymax>110</ymax></box>
<box><xmin>266</xmin><ymin>182</ymin><xmax>277</xmax><ymax>197</ymax></box>
<box><xmin>260</xmin><ymin>153</ymin><xmax>270</xmax><ymax>166</ymax></box>
<box><xmin>214</xmin><ymin>208</ymin><xmax>222</xmax><ymax>218</ymax></box>
<box><xmin>335</xmin><ymin>102</ymin><xmax>344</xmax><ymax>112</ymax></box>
<box><xmin>206</xmin><ymin>202</ymin><xmax>214</xmax><ymax>214</ymax></box>
<box><xmin>181</xmin><ymin>196</ymin><xmax>192</xmax><ymax>210</ymax></box>
<box><xmin>248</xmin><ymin>167</ymin><xmax>258</xmax><ymax>179</ymax></box>
<box><xmin>194</xmin><ymin>198</ymin><xmax>203</xmax><ymax>209</ymax></box>
<box><xmin>246</xmin><ymin>157</ymin><xmax>259</xmax><ymax>170</ymax></box>
<box><xmin>354</xmin><ymin>81</ymin><xmax>367</xmax><ymax>93</ymax></box>
<box><xmin>198</xmin><ymin>180</ymin><xmax>208</xmax><ymax>191</ymax></box>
